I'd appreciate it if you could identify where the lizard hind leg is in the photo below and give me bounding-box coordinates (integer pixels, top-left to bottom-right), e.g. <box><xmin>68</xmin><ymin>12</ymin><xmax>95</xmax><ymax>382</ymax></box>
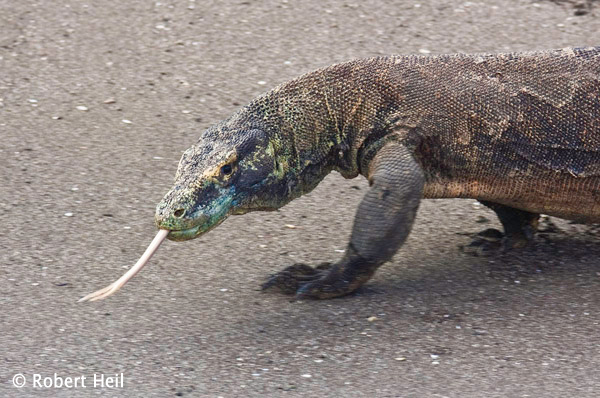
<box><xmin>262</xmin><ymin>142</ymin><xmax>425</xmax><ymax>299</ymax></box>
<box><xmin>466</xmin><ymin>201</ymin><xmax>540</xmax><ymax>255</ymax></box>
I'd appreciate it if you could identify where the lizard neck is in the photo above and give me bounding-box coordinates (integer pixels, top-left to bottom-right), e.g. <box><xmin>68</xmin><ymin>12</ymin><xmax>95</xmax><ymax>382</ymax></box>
<box><xmin>250</xmin><ymin>57</ymin><xmax>405</xmax><ymax>197</ymax></box>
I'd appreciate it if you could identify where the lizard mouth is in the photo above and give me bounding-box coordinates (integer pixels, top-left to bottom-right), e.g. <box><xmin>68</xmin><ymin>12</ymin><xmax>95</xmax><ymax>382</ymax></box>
<box><xmin>166</xmin><ymin>225</ymin><xmax>202</xmax><ymax>241</ymax></box>
<box><xmin>165</xmin><ymin>215</ymin><xmax>228</xmax><ymax>241</ymax></box>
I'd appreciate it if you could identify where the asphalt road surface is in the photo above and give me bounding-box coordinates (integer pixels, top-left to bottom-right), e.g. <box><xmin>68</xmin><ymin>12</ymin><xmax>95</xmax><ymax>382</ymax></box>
<box><xmin>2</xmin><ymin>0</ymin><xmax>600</xmax><ymax>397</ymax></box>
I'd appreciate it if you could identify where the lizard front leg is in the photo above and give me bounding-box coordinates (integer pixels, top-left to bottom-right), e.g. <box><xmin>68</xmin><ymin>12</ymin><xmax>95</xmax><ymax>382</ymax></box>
<box><xmin>262</xmin><ymin>142</ymin><xmax>425</xmax><ymax>299</ymax></box>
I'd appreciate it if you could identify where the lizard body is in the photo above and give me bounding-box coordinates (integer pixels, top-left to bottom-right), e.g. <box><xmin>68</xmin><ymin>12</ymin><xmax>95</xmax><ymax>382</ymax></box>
<box><xmin>154</xmin><ymin>46</ymin><xmax>600</xmax><ymax>299</ymax></box>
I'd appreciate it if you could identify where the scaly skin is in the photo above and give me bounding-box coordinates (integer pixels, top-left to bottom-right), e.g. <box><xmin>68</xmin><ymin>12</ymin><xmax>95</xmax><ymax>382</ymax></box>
<box><xmin>155</xmin><ymin>47</ymin><xmax>600</xmax><ymax>299</ymax></box>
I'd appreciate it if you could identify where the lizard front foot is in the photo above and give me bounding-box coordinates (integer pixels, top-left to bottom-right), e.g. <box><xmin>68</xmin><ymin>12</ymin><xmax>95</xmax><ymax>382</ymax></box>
<box><xmin>261</xmin><ymin>262</ymin><xmax>333</xmax><ymax>295</ymax></box>
<box><xmin>262</xmin><ymin>255</ymin><xmax>377</xmax><ymax>299</ymax></box>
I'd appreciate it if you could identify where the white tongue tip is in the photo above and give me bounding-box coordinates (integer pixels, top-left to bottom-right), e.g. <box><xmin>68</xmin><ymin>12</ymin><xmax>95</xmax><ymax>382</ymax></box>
<box><xmin>79</xmin><ymin>229</ymin><xmax>169</xmax><ymax>302</ymax></box>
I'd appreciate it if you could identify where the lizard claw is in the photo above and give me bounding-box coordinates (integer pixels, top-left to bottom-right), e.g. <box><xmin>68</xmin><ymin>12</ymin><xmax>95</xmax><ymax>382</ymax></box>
<box><xmin>261</xmin><ymin>262</ymin><xmax>333</xmax><ymax>297</ymax></box>
<box><xmin>262</xmin><ymin>260</ymin><xmax>374</xmax><ymax>299</ymax></box>
<box><xmin>461</xmin><ymin>228</ymin><xmax>504</xmax><ymax>256</ymax></box>
<box><xmin>462</xmin><ymin>227</ymin><xmax>535</xmax><ymax>256</ymax></box>
<box><xmin>294</xmin><ymin>277</ymin><xmax>343</xmax><ymax>300</ymax></box>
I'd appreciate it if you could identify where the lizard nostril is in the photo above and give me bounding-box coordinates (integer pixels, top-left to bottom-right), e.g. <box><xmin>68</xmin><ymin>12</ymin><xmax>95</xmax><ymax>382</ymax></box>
<box><xmin>173</xmin><ymin>209</ymin><xmax>185</xmax><ymax>218</ymax></box>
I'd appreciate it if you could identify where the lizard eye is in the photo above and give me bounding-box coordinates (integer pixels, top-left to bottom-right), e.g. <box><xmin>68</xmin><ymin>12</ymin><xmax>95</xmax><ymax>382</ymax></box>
<box><xmin>221</xmin><ymin>164</ymin><xmax>233</xmax><ymax>176</ymax></box>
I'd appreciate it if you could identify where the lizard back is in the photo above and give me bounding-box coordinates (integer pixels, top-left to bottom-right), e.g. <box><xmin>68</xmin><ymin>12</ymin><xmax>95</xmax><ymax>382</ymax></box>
<box><xmin>383</xmin><ymin>47</ymin><xmax>600</xmax><ymax>221</ymax></box>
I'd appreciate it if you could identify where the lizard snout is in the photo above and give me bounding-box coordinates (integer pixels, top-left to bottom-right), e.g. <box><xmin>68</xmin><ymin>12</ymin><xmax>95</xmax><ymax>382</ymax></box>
<box><xmin>155</xmin><ymin>200</ymin><xmax>205</xmax><ymax>231</ymax></box>
<box><xmin>154</xmin><ymin>181</ymin><xmax>232</xmax><ymax>241</ymax></box>
<box><xmin>155</xmin><ymin>163</ymin><xmax>237</xmax><ymax>240</ymax></box>
<box><xmin>155</xmin><ymin>187</ymin><xmax>197</xmax><ymax>229</ymax></box>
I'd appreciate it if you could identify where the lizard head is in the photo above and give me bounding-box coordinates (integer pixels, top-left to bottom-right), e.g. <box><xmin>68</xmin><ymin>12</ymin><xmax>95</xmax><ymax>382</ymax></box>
<box><xmin>155</xmin><ymin>114</ymin><xmax>287</xmax><ymax>241</ymax></box>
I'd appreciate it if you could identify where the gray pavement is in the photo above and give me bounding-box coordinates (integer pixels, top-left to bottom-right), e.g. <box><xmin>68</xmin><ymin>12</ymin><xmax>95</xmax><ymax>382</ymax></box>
<box><xmin>1</xmin><ymin>0</ymin><xmax>600</xmax><ymax>396</ymax></box>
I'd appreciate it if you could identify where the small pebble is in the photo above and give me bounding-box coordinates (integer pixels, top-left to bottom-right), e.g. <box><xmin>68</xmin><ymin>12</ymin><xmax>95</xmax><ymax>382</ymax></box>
<box><xmin>220</xmin><ymin>288</ymin><xmax>228</xmax><ymax>292</ymax></box>
<box><xmin>301</xmin><ymin>374</ymin><xmax>312</xmax><ymax>378</ymax></box>
<box><xmin>182</xmin><ymin>110</ymin><xmax>192</xmax><ymax>114</ymax></box>
<box><xmin>76</xmin><ymin>106</ymin><xmax>88</xmax><ymax>111</ymax></box>
<box><xmin>257</xmin><ymin>81</ymin><xmax>267</xmax><ymax>85</ymax></box>
<box><xmin>103</xmin><ymin>98</ymin><xmax>116</xmax><ymax>104</ymax></box>
<box><xmin>367</xmin><ymin>316</ymin><xmax>378</xmax><ymax>322</ymax></box>
<box><xmin>28</xmin><ymin>99</ymin><xmax>38</xmax><ymax>103</ymax></box>
<box><xmin>64</xmin><ymin>212</ymin><xmax>73</xmax><ymax>217</ymax></box>
<box><xmin>430</xmin><ymin>354</ymin><xmax>439</xmax><ymax>359</ymax></box>
<box><xmin>52</xmin><ymin>116</ymin><xmax>62</xmax><ymax>120</ymax></box>
<box><xmin>122</xmin><ymin>119</ymin><xmax>132</xmax><ymax>124</ymax></box>
<box><xmin>284</xmin><ymin>224</ymin><xmax>296</xmax><ymax>229</ymax></box>
<box><xmin>395</xmin><ymin>357</ymin><xmax>406</xmax><ymax>361</ymax></box>
<box><xmin>418</xmin><ymin>48</ymin><xmax>431</xmax><ymax>54</ymax></box>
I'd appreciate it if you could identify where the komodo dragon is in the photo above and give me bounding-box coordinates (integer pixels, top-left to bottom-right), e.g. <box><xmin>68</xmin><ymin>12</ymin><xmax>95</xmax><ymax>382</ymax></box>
<box><xmin>80</xmin><ymin>47</ymin><xmax>600</xmax><ymax>302</ymax></box>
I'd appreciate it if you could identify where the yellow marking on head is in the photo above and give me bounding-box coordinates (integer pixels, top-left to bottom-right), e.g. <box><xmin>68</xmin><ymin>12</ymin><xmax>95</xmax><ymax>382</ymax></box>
<box><xmin>273</xmin><ymin>157</ymin><xmax>287</xmax><ymax>178</ymax></box>
<box><xmin>199</xmin><ymin>151</ymin><xmax>238</xmax><ymax>182</ymax></box>
<box><xmin>265</xmin><ymin>141</ymin><xmax>275</xmax><ymax>157</ymax></box>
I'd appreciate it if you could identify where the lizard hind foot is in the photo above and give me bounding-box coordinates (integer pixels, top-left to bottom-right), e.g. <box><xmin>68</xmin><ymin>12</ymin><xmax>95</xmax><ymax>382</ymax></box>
<box><xmin>463</xmin><ymin>201</ymin><xmax>539</xmax><ymax>256</ymax></box>
<box><xmin>462</xmin><ymin>224</ymin><xmax>536</xmax><ymax>256</ymax></box>
<box><xmin>462</xmin><ymin>228</ymin><xmax>504</xmax><ymax>256</ymax></box>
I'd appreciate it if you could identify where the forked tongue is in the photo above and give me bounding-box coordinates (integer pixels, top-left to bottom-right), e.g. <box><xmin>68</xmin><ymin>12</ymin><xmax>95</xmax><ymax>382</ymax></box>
<box><xmin>79</xmin><ymin>229</ymin><xmax>169</xmax><ymax>302</ymax></box>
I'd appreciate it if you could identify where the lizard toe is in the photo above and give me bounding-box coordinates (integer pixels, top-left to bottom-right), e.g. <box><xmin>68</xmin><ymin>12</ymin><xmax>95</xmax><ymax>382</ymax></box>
<box><xmin>261</xmin><ymin>263</ymin><xmax>322</xmax><ymax>294</ymax></box>
<box><xmin>462</xmin><ymin>228</ymin><xmax>504</xmax><ymax>256</ymax></box>
<box><xmin>262</xmin><ymin>262</ymin><xmax>341</xmax><ymax>297</ymax></box>
<box><xmin>295</xmin><ymin>278</ymin><xmax>351</xmax><ymax>300</ymax></box>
